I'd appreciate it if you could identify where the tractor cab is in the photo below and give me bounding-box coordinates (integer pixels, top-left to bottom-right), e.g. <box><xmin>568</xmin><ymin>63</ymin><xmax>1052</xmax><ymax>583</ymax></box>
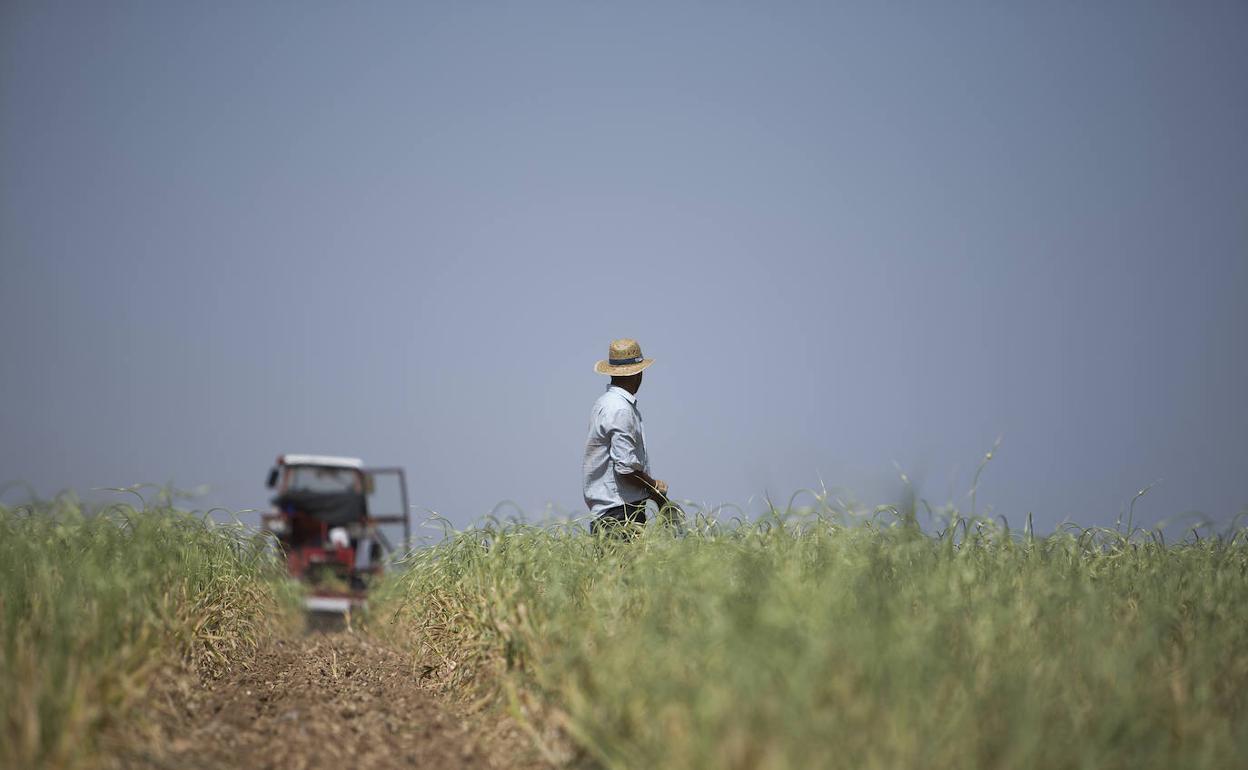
<box><xmin>262</xmin><ymin>454</ymin><xmax>409</xmax><ymax>613</ymax></box>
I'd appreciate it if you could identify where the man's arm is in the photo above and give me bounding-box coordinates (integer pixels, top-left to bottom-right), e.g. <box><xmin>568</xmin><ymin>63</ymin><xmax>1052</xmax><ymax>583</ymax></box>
<box><xmin>607</xmin><ymin>409</ymin><xmax>668</xmax><ymax>501</ymax></box>
<box><xmin>612</xmin><ymin>433</ymin><xmax>681</xmax><ymax>525</ymax></box>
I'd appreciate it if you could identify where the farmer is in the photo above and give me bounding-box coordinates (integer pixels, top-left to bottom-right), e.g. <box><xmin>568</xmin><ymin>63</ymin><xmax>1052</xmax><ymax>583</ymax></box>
<box><xmin>583</xmin><ymin>338</ymin><xmax>671</xmax><ymax>535</ymax></box>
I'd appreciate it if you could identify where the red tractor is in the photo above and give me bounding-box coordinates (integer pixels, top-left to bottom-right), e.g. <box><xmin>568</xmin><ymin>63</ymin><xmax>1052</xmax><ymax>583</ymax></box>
<box><xmin>262</xmin><ymin>454</ymin><xmax>409</xmax><ymax>614</ymax></box>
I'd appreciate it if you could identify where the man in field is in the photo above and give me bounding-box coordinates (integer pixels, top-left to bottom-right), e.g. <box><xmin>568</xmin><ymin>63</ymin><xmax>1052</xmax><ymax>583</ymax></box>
<box><xmin>583</xmin><ymin>338</ymin><xmax>671</xmax><ymax>535</ymax></box>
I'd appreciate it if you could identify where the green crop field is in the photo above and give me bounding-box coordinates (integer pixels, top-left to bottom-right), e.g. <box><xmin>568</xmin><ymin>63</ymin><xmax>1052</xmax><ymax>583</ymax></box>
<box><xmin>376</xmin><ymin>508</ymin><xmax>1248</xmax><ymax>770</ymax></box>
<box><xmin>0</xmin><ymin>496</ymin><xmax>297</xmax><ymax>770</ymax></box>
<box><xmin>6</xmin><ymin>489</ymin><xmax>1247</xmax><ymax>770</ymax></box>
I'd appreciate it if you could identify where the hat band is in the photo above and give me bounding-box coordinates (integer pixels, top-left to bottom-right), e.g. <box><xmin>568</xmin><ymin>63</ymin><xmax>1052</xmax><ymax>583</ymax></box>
<box><xmin>609</xmin><ymin>355</ymin><xmax>644</xmax><ymax>366</ymax></box>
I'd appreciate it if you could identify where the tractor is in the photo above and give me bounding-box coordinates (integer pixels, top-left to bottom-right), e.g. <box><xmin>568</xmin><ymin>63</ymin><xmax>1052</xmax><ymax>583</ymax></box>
<box><xmin>262</xmin><ymin>454</ymin><xmax>409</xmax><ymax>614</ymax></box>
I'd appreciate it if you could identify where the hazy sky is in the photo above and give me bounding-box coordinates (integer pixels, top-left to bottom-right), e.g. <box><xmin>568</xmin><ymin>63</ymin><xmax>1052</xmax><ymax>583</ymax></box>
<box><xmin>2</xmin><ymin>1</ymin><xmax>1245</xmax><ymax>533</ymax></box>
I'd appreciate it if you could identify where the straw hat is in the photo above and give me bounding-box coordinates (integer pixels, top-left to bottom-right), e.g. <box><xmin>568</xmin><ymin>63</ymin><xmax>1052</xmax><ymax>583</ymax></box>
<box><xmin>594</xmin><ymin>338</ymin><xmax>654</xmax><ymax>376</ymax></box>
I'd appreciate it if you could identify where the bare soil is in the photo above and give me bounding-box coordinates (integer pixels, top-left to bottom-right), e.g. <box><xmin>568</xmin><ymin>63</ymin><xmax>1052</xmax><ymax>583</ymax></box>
<box><xmin>104</xmin><ymin>631</ymin><xmax>552</xmax><ymax>770</ymax></box>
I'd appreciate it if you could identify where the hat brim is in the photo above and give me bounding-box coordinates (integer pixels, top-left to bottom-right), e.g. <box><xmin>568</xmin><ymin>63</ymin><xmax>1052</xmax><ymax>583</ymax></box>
<box><xmin>594</xmin><ymin>358</ymin><xmax>654</xmax><ymax>376</ymax></box>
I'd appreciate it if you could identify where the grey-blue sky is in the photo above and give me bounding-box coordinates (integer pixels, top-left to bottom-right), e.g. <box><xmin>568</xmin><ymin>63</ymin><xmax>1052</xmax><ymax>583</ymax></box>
<box><xmin>2</xmin><ymin>1</ymin><xmax>1245</xmax><ymax>532</ymax></box>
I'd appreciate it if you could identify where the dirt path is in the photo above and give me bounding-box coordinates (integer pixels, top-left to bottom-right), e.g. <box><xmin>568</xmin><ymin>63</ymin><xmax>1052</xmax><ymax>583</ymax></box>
<box><xmin>107</xmin><ymin>632</ymin><xmax>551</xmax><ymax>770</ymax></box>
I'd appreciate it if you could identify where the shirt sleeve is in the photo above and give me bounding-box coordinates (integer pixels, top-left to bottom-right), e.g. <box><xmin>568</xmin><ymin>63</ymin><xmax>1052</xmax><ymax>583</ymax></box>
<box><xmin>607</xmin><ymin>406</ymin><xmax>644</xmax><ymax>475</ymax></box>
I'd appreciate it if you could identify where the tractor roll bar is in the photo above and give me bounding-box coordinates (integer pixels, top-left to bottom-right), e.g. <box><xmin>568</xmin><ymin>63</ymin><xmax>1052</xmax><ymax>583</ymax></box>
<box><xmin>364</xmin><ymin>466</ymin><xmax>411</xmax><ymax>552</ymax></box>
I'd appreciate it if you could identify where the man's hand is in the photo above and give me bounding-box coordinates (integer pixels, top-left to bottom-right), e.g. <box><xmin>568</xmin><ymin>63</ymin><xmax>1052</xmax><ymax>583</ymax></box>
<box><xmin>632</xmin><ymin>470</ymin><xmax>669</xmax><ymax>501</ymax></box>
<box><xmin>633</xmin><ymin>472</ymin><xmax>683</xmax><ymax>531</ymax></box>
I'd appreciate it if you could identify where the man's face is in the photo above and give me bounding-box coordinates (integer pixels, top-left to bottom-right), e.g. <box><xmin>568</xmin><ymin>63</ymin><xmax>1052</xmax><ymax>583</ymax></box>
<box><xmin>613</xmin><ymin>371</ymin><xmax>644</xmax><ymax>393</ymax></box>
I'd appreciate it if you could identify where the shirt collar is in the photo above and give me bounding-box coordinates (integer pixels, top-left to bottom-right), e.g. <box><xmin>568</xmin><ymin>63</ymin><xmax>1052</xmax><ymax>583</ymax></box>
<box><xmin>607</xmin><ymin>384</ymin><xmax>637</xmax><ymax>405</ymax></box>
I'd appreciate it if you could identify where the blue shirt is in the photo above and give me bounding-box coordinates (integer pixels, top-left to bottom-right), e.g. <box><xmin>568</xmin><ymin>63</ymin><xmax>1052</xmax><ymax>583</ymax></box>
<box><xmin>583</xmin><ymin>385</ymin><xmax>651</xmax><ymax>515</ymax></box>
